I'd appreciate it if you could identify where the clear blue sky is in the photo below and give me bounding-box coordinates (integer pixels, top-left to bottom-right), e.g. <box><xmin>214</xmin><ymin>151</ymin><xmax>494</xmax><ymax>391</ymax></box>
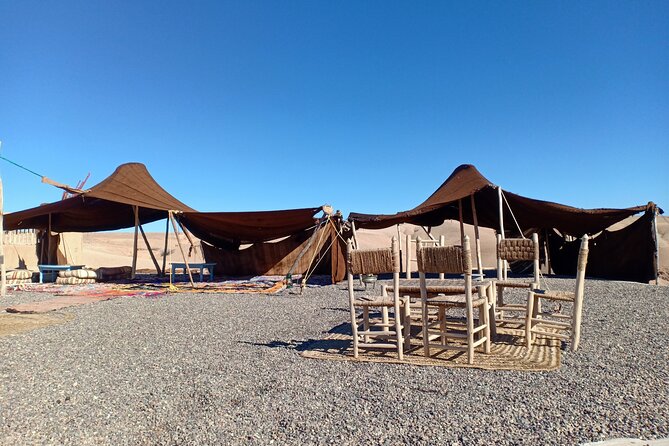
<box><xmin>1</xmin><ymin>1</ymin><xmax>667</xmax><ymax>228</ymax></box>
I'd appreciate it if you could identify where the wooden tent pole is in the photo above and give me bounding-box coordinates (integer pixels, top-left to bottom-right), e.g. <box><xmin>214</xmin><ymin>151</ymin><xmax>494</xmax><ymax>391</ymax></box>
<box><xmin>175</xmin><ymin>217</ymin><xmax>196</xmax><ymax>256</ymax></box>
<box><xmin>652</xmin><ymin>206</ymin><xmax>660</xmax><ymax>285</ymax></box>
<box><xmin>169</xmin><ymin>211</ymin><xmax>195</xmax><ymax>288</ymax></box>
<box><xmin>161</xmin><ymin>216</ymin><xmax>169</xmax><ymax>277</ymax></box>
<box><xmin>48</xmin><ymin>213</ymin><xmax>52</xmax><ymax>264</ymax></box>
<box><xmin>139</xmin><ymin>224</ymin><xmax>162</xmax><ymax>275</ymax></box>
<box><xmin>439</xmin><ymin>234</ymin><xmax>445</xmax><ymax>280</ymax></box>
<box><xmin>131</xmin><ymin>205</ymin><xmax>139</xmax><ymax>279</ymax></box>
<box><xmin>498</xmin><ymin>186</ymin><xmax>507</xmax><ymax>279</ymax></box>
<box><xmin>0</xmin><ymin>177</ymin><xmax>5</xmax><ymax>298</ymax></box>
<box><xmin>458</xmin><ymin>199</ymin><xmax>465</xmax><ymax>246</ymax></box>
<box><xmin>287</xmin><ymin>219</ymin><xmax>324</xmax><ymax>278</ymax></box>
<box><xmin>470</xmin><ymin>194</ymin><xmax>484</xmax><ymax>279</ymax></box>
<box><xmin>396</xmin><ymin>224</ymin><xmax>403</xmax><ymax>274</ymax></box>
<box><xmin>350</xmin><ymin>220</ymin><xmax>359</xmax><ymax>249</ymax></box>
<box><xmin>421</xmin><ymin>226</ymin><xmax>436</xmax><ymax>241</ymax></box>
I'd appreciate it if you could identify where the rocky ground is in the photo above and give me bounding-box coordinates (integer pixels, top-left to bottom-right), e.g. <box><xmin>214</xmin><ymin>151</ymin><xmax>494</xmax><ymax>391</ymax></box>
<box><xmin>0</xmin><ymin>277</ymin><xmax>667</xmax><ymax>445</ymax></box>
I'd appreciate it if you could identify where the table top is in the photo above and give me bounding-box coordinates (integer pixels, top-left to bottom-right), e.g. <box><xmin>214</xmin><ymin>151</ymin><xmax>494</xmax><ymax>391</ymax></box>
<box><xmin>38</xmin><ymin>264</ymin><xmax>85</xmax><ymax>270</ymax></box>
<box><xmin>170</xmin><ymin>262</ymin><xmax>216</xmax><ymax>267</ymax></box>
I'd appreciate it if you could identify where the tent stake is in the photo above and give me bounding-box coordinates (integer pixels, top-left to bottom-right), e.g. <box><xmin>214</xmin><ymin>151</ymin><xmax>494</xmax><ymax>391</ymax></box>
<box><xmin>139</xmin><ymin>224</ymin><xmax>162</xmax><ymax>275</ymax></box>
<box><xmin>169</xmin><ymin>211</ymin><xmax>195</xmax><ymax>288</ymax></box>
<box><xmin>131</xmin><ymin>205</ymin><xmax>139</xmax><ymax>279</ymax></box>
<box><xmin>0</xmin><ymin>177</ymin><xmax>5</xmax><ymax>298</ymax></box>
<box><xmin>161</xmin><ymin>217</ymin><xmax>169</xmax><ymax>277</ymax></box>
<box><xmin>470</xmin><ymin>194</ymin><xmax>484</xmax><ymax>279</ymax></box>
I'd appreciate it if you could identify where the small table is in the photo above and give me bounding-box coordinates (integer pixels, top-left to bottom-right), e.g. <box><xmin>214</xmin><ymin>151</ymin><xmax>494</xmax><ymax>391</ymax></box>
<box><xmin>38</xmin><ymin>264</ymin><xmax>86</xmax><ymax>283</ymax></box>
<box><xmin>170</xmin><ymin>262</ymin><xmax>216</xmax><ymax>282</ymax></box>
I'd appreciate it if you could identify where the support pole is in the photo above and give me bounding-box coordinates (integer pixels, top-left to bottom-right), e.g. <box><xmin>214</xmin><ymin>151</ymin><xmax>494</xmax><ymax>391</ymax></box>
<box><xmin>176</xmin><ymin>216</ymin><xmax>196</xmax><ymax>256</ymax></box>
<box><xmin>131</xmin><ymin>205</ymin><xmax>139</xmax><ymax>279</ymax></box>
<box><xmin>405</xmin><ymin>233</ymin><xmax>412</xmax><ymax>279</ymax></box>
<box><xmin>498</xmin><ymin>186</ymin><xmax>507</xmax><ymax>279</ymax></box>
<box><xmin>458</xmin><ymin>199</ymin><xmax>465</xmax><ymax>246</ymax></box>
<box><xmin>421</xmin><ymin>226</ymin><xmax>436</xmax><ymax>241</ymax></box>
<box><xmin>439</xmin><ymin>234</ymin><xmax>445</xmax><ymax>280</ymax></box>
<box><xmin>470</xmin><ymin>194</ymin><xmax>484</xmax><ymax>279</ymax></box>
<box><xmin>161</xmin><ymin>217</ymin><xmax>169</xmax><ymax>277</ymax></box>
<box><xmin>139</xmin><ymin>224</ymin><xmax>162</xmax><ymax>275</ymax></box>
<box><xmin>48</xmin><ymin>213</ymin><xmax>52</xmax><ymax>264</ymax></box>
<box><xmin>652</xmin><ymin>207</ymin><xmax>660</xmax><ymax>285</ymax></box>
<box><xmin>396</xmin><ymin>224</ymin><xmax>403</xmax><ymax>274</ymax></box>
<box><xmin>350</xmin><ymin>220</ymin><xmax>360</xmax><ymax>249</ymax></box>
<box><xmin>169</xmin><ymin>211</ymin><xmax>195</xmax><ymax>288</ymax></box>
<box><xmin>0</xmin><ymin>177</ymin><xmax>5</xmax><ymax>298</ymax></box>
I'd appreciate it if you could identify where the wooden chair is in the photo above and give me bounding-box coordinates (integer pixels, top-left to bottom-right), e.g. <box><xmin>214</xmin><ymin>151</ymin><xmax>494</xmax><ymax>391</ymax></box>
<box><xmin>418</xmin><ymin>235</ymin><xmax>491</xmax><ymax>364</ymax></box>
<box><xmin>526</xmin><ymin>235</ymin><xmax>589</xmax><ymax>352</ymax></box>
<box><xmin>494</xmin><ymin>233</ymin><xmax>540</xmax><ymax>326</ymax></box>
<box><xmin>346</xmin><ymin>237</ymin><xmax>410</xmax><ymax>360</ymax></box>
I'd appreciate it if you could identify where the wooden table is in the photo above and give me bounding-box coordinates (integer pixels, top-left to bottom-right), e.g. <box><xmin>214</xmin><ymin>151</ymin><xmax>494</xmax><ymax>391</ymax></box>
<box><xmin>37</xmin><ymin>264</ymin><xmax>86</xmax><ymax>283</ymax></box>
<box><xmin>170</xmin><ymin>262</ymin><xmax>216</xmax><ymax>282</ymax></box>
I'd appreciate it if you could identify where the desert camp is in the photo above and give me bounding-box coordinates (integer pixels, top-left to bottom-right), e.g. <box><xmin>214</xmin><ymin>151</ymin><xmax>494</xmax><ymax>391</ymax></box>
<box><xmin>1</xmin><ymin>2</ymin><xmax>667</xmax><ymax>445</ymax></box>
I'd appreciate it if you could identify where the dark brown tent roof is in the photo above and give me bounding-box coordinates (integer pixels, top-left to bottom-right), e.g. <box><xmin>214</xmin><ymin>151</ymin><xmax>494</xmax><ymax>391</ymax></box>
<box><xmin>349</xmin><ymin>164</ymin><xmax>653</xmax><ymax>236</ymax></box>
<box><xmin>5</xmin><ymin>163</ymin><xmax>194</xmax><ymax>232</ymax></box>
<box><xmin>179</xmin><ymin>207</ymin><xmax>323</xmax><ymax>248</ymax></box>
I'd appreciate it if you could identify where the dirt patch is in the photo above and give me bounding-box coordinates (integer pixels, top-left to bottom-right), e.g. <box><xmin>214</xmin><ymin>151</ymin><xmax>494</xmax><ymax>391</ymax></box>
<box><xmin>0</xmin><ymin>312</ymin><xmax>74</xmax><ymax>337</ymax></box>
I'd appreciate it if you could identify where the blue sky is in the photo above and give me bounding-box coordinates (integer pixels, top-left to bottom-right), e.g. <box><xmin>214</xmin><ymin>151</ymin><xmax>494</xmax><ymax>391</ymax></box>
<box><xmin>1</xmin><ymin>1</ymin><xmax>667</xmax><ymax>229</ymax></box>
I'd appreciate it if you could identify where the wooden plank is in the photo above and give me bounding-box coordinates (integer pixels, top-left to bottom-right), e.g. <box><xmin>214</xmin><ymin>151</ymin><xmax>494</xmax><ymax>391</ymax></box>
<box><xmin>169</xmin><ymin>211</ymin><xmax>195</xmax><ymax>288</ymax></box>
<box><xmin>131</xmin><ymin>205</ymin><xmax>139</xmax><ymax>279</ymax></box>
<box><xmin>139</xmin><ymin>224</ymin><xmax>162</xmax><ymax>275</ymax></box>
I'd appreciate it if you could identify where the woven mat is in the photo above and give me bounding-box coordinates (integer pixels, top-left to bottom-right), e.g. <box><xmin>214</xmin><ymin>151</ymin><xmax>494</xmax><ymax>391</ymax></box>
<box><xmin>0</xmin><ymin>312</ymin><xmax>74</xmax><ymax>337</ymax></box>
<box><xmin>300</xmin><ymin>321</ymin><xmax>561</xmax><ymax>371</ymax></box>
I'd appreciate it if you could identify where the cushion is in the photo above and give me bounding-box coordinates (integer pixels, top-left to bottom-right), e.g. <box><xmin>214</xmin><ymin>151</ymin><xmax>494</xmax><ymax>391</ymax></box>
<box><xmin>96</xmin><ymin>266</ymin><xmax>132</xmax><ymax>281</ymax></box>
<box><xmin>6</xmin><ymin>278</ymin><xmax>33</xmax><ymax>285</ymax></box>
<box><xmin>5</xmin><ymin>270</ymin><xmax>33</xmax><ymax>280</ymax></box>
<box><xmin>55</xmin><ymin>277</ymin><xmax>97</xmax><ymax>285</ymax></box>
<box><xmin>58</xmin><ymin>269</ymin><xmax>97</xmax><ymax>279</ymax></box>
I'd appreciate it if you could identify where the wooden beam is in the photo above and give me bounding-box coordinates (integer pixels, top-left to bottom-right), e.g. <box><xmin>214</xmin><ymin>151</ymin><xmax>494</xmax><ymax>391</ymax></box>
<box><xmin>131</xmin><ymin>205</ymin><xmax>139</xmax><ymax>279</ymax></box>
<box><xmin>350</xmin><ymin>220</ymin><xmax>359</xmax><ymax>249</ymax></box>
<box><xmin>169</xmin><ymin>211</ymin><xmax>195</xmax><ymax>288</ymax></box>
<box><xmin>139</xmin><ymin>224</ymin><xmax>162</xmax><ymax>275</ymax></box>
<box><xmin>652</xmin><ymin>207</ymin><xmax>660</xmax><ymax>285</ymax></box>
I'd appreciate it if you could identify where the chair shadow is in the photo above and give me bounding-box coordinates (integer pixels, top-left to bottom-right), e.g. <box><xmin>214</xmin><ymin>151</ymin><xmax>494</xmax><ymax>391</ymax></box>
<box><xmin>239</xmin><ymin>322</ymin><xmax>352</xmax><ymax>353</ymax></box>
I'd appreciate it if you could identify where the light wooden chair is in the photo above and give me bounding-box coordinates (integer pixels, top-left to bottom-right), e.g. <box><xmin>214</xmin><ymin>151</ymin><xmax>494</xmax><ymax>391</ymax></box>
<box><xmin>494</xmin><ymin>233</ymin><xmax>540</xmax><ymax>326</ymax></box>
<box><xmin>346</xmin><ymin>237</ymin><xmax>410</xmax><ymax>360</ymax></box>
<box><xmin>418</xmin><ymin>235</ymin><xmax>491</xmax><ymax>365</ymax></box>
<box><xmin>526</xmin><ymin>235</ymin><xmax>589</xmax><ymax>352</ymax></box>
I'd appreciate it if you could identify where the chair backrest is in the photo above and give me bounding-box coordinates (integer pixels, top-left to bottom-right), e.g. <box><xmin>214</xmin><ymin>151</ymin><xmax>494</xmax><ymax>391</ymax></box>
<box><xmin>416</xmin><ymin>236</ymin><xmax>472</xmax><ymax>275</ymax></box>
<box><xmin>347</xmin><ymin>237</ymin><xmax>400</xmax><ymax>276</ymax></box>
<box><xmin>496</xmin><ymin>233</ymin><xmax>540</xmax><ymax>283</ymax></box>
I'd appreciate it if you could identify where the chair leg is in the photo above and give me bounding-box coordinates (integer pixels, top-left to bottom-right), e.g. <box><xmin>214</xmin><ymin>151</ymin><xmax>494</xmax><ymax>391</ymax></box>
<box><xmin>481</xmin><ymin>302</ymin><xmax>491</xmax><ymax>354</ymax></box>
<box><xmin>439</xmin><ymin>306</ymin><xmax>446</xmax><ymax>344</ymax></box>
<box><xmin>362</xmin><ymin>307</ymin><xmax>370</xmax><ymax>343</ymax></box>
<box><xmin>422</xmin><ymin>301</ymin><xmax>429</xmax><ymax>357</ymax></box>
<box><xmin>526</xmin><ymin>292</ymin><xmax>535</xmax><ymax>349</ymax></box>
<box><xmin>487</xmin><ymin>284</ymin><xmax>497</xmax><ymax>338</ymax></box>
<box><xmin>467</xmin><ymin>306</ymin><xmax>475</xmax><ymax>365</ymax></box>
<box><xmin>351</xmin><ymin>309</ymin><xmax>360</xmax><ymax>358</ymax></box>
<box><xmin>381</xmin><ymin>307</ymin><xmax>390</xmax><ymax>333</ymax></box>
<box><xmin>402</xmin><ymin>297</ymin><xmax>411</xmax><ymax>351</ymax></box>
<box><xmin>394</xmin><ymin>304</ymin><xmax>404</xmax><ymax>361</ymax></box>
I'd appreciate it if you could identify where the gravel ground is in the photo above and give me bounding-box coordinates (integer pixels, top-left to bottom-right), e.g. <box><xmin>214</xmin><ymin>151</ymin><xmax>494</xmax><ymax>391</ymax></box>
<box><xmin>0</xmin><ymin>278</ymin><xmax>667</xmax><ymax>445</ymax></box>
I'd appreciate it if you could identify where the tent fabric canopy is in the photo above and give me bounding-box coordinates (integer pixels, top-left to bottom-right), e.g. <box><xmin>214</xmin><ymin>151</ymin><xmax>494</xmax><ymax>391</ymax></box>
<box><xmin>5</xmin><ymin>163</ymin><xmax>194</xmax><ymax>232</ymax></box>
<box><xmin>179</xmin><ymin>207</ymin><xmax>323</xmax><ymax>249</ymax></box>
<box><xmin>349</xmin><ymin>164</ymin><xmax>652</xmax><ymax>237</ymax></box>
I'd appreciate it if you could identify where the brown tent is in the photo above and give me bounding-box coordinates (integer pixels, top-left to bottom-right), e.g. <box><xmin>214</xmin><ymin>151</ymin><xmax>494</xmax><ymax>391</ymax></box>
<box><xmin>349</xmin><ymin>164</ymin><xmax>661</xmax><ymax>283</ymax></box>
<box><xmin>180</xmin><ymin>208</ymin><xmax>347</xmax><ymax>284</ymax></box>
<box><xmin>5</xmin><ymin>163</ymin><xmax>194</xmax><ymax>232</ymax></box>
<box><xmin>349</xmin><ymin>164</ymin><xmax>650</xmax><ymax>236</ymax></box>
